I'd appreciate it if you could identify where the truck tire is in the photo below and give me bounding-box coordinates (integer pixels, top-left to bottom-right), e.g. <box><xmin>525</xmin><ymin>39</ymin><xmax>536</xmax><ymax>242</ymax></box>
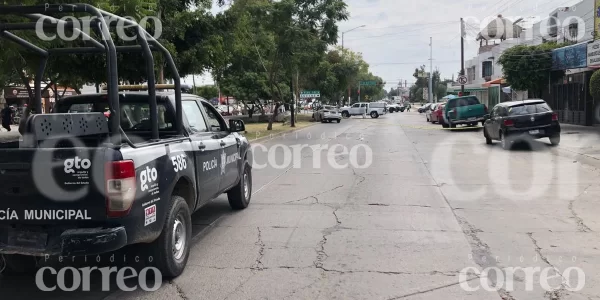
<box><xmin>149</xmin><ymin>195</ymin><xmax>191</xmax><ymax>278</ymax></box>
<box><xmin>484</xmin><ymin>128</ymin><xmax>492</xmax><ymax>145</ymax></box>
<box><xmin>1</xmin><ymin>254</ymin><xmax>38</xmax><ymax>275</ymax></box>
<box><xmin>500</xmin><ymin>132</ymin><xmax>510</xmax><ymax>150</ymax></box>
<box><xmin>228</xmin><ymin>163</ymin><xmax>252</xmax><ymax>210</ymax></box>
<box><xmin>370</xmin><ymin>111</ymin><xmax>378</xmax><ymax>118</ymax></box>
<box><xmin>342</xmin><ymin>111</ymin><xmax>350</xmax><ymax>118</ymax></box>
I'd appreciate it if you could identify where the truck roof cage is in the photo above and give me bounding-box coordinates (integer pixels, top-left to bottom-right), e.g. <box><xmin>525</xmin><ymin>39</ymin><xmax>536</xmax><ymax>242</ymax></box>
<box><xmin>103</xmin><ymin>84</ymin><xmax>190</xmax><ymax>92</ymax></box>
<box><xmin>0</xmin><ymin>4</ymin><xmax>184</xmax><ymax>146</ymax></box>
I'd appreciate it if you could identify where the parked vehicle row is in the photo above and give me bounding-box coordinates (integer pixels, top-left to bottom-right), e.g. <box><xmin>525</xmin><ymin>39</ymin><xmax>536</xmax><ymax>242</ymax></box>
<box><xmin>420</xmin><ymin>96</ymin><xmax>561</xmax><ymax>150</ymax></box>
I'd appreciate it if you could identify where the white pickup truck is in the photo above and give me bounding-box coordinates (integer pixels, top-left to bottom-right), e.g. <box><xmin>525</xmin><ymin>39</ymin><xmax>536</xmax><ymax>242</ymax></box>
<box><xmin>340</xmin><ymin>102</ymin><xmax>386</xmax><ymax>119</ymax></box>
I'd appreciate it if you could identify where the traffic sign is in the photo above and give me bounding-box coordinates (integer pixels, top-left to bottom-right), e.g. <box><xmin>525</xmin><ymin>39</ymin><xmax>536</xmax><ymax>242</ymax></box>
<box><xmin>359</xmin><ymin>81</ymin><xmax>378</xmax><ymax>86</ymax></box>
<box><xmin>300</xmin><ymin>90</ymin><xmax>320</xmax><ymax>98</ymax></box>
<box><xmin>417</xmin><ymin>71</ymin><xmax>430</xmax><ymax>78</ymax></box>
<box><xmin>457</xmin><ymin>75</ymin><xmax>468</xmax><ymax>85</ymax></box>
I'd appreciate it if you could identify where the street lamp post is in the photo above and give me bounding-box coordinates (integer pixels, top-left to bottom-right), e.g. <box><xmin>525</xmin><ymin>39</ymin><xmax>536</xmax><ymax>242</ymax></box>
<box><xmin>341</xmin><ymin>25</ymin><xmax>365</xmax><ymax>106</ymax></box>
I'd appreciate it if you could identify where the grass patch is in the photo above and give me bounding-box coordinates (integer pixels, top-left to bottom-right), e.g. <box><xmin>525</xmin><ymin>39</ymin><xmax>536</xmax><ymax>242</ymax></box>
<box><xmin>243</xmin><ymin>121</ymin><xmax>314</xmax><ymax>141</ymax></box>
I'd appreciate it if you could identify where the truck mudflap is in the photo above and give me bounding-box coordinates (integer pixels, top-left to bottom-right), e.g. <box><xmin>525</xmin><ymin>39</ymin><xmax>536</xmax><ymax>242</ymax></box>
<box><xmin>0</xmin><ymin>225</ymin><xmax>127</xmax><ymax>256</ymax></box>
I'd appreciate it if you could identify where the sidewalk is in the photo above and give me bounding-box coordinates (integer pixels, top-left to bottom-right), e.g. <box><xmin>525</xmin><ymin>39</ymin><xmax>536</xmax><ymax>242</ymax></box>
<box><xmin>555</xmin><ymin>124</ymin><xmax>600</xmax><ymax>167</ymax></box>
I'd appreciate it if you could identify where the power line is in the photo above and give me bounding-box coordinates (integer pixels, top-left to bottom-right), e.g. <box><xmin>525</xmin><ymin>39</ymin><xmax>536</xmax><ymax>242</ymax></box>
<box><xmin>346</xmin><ymin>21</ymin><xmax>456</xmax><ymax>32</ymax></box>
<box><xmin>370</xmin><ymin>60</ymin><xmax>460</xmax><ymax>66</ymax></box>
<box><xmin>344</xmin><ymin>23</ymin><xmax>458</xmax><ymax>41</ymax></box>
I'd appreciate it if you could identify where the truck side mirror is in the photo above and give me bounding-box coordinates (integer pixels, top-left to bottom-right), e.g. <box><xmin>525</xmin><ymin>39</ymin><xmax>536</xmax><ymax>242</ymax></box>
<box><xmin>229</xmin><ymin>119</ymin><xmax>245</xmax><ymax>132</ymax></box>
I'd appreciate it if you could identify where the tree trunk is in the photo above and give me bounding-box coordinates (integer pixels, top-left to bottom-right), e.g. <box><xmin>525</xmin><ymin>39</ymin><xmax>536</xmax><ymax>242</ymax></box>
<box><xmin>267</xmin><ymin>102</ymin><xmax>281</xmax><ymax>131</ymax></box>
<box><xmin>248</xmin><ymin>106</ymin><xmax>254</xmax><ymax>120</ymax></box>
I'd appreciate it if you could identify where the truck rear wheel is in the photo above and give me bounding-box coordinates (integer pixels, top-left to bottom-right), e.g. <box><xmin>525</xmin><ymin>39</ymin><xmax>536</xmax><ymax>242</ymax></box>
<box><xmin>228</xmin><ymin>164</ymin><xmax>252</xmax><ymax>210</ymax></box>
<box><xmin>370</xmin><ymin>111</ymin><xmax>378</xmax><ymax>118</ymax></box>
<box><xmin>149</xmin><ymin>195</ymin><xmax>191</xmax><ymax>278</ymax></box>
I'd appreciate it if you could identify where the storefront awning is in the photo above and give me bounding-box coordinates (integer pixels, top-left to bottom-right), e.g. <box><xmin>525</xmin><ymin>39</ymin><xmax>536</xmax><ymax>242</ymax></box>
<box><xmin>483</xmin><ymin>78</ymin><xmax>505</xmax><ymax>87</ymax></box>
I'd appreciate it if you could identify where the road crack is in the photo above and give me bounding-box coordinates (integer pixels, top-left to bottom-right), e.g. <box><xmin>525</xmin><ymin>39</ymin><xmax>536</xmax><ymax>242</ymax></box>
<box><xmin>527</xmin><ymin>232</ymin><xmax>568</xmax><ymax>300</ymax></box>
<box><xmin>386</xmin><ymin>277</ymin><xmax>480</xmax><ymax>299</ymax></box>
<box><xmin>568</xmin><ymin>185</ymin><xmax>593</xmax><ymax>232</ymax></box>
<box><xmin>251</xmin><ymin>227</ymin><xmax>265</xmax><ymax>270</ymax></box>
<box><xmin>351</xmin><ymin>168</ymin><xmax>366</xmax><ymax>185</ymax></box>
<box><xmin>313</xmin><ymin>207</ymin><xmax>343</xmax><ymax>270</ymax></box>
<box><xmin>284</xmin><ymin>185</ymin><xmax>343</xmax><ymax>204</ymax></box>
<box><xmin>169</xmin><ymin>280</ymin><xmax>189</xmax><ymax>300</ymax></box>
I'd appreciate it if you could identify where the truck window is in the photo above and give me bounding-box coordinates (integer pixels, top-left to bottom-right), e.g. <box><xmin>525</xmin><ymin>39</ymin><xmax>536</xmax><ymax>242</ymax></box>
<box><xmin>57</xmin><ymin>100</ymin><xmax>174</xmax><ymax>132</ymax></box>
<box><xmin>201</xmin><ymin>102</ymin><xmax>227</xmax><ymax>132</ymax></box>
<box><xmin>182</xmin><ymin>100</ymin><xmax>208</xmax><ymax>132</ymax></box>
<box><xmin>508</xmin><ymin>103</ymin><xmax>551</xmax><ymax>116</ymax></box>
<box><xmin>457</xmin><ymin>97</ymin><xmax>480</xmax><ymax>106</ymax></box>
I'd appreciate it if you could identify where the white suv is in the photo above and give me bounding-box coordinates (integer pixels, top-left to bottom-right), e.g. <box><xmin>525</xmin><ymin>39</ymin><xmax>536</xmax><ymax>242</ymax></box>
<box><xmin>341</xmin><ymin>102</ymin><xmax>386</xmax><ymax>118</ymax></box>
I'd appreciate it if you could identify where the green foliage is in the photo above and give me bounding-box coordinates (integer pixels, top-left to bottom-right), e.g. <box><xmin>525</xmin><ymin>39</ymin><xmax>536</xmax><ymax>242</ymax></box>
<box><xmin>498</xmin><ymin>42</ymin><xmax>564</xmax><ymax>97</ymax></box>
<box><xmin>0</xmin><ymin>0</ymin><xmax>388</xmax><ymax>121</ymax></box>
<box><xmin>194</xmin><ymin>85</ymin><xmax>218</xmax><ymax>100</ymax></box>
<box><xmin>590</xmin><ymin>69</ymin><xmax>600</xmax><ymax>100</ymax></box>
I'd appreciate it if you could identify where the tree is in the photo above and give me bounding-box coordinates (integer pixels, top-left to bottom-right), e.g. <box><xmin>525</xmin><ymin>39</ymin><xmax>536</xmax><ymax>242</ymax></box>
<box><xmin>590</xmin><ymin>69</ymin><xmax>600</xmax><ymax>101</ymax></box>
<box><xmin>194</xmin><ymin>85</ymin><xmax>218</xmax><ymax>100</ymax></box>
<box><xmin>229</xmin><ymin>0</ymin><xmax>348</xmax><ymax>130</ymax></box>
<box><xmin>498</xmin><ymin>42</ymin><xmax>565</xmax><ymax>97</ymax></box>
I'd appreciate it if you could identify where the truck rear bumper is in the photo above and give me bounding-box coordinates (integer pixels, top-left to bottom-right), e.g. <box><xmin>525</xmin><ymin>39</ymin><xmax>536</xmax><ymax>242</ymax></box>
<box><xmin>0</xmin><ymin>226</ymin><xmax>127</xmax><ymax>257</ymax></box>
<box><xmin>451</xmin><ymin>117</ymin><xmax>485</xmax><ymax>124</ymax></box>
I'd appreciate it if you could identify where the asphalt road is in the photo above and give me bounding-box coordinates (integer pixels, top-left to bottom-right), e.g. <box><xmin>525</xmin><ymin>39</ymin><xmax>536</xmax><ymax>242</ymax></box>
<box><xmin>2</xmin><ymin>110</ymin><xmax>600</xmax><ymax>299</ymax></box>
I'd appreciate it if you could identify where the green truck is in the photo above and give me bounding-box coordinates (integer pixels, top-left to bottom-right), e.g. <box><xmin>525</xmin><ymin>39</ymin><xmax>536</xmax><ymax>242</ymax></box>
<box><xmin>441</xmin><ymin>96</ymin><xmax>488</xmax><ymax>128</ymax></box>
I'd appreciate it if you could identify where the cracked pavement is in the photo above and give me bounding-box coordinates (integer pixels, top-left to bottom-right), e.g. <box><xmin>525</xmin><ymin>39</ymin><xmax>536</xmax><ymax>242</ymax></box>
<box><xmin>2</xmin><ymin>112</ymin><xmax>600</xmax><ymax>299</ymax></box>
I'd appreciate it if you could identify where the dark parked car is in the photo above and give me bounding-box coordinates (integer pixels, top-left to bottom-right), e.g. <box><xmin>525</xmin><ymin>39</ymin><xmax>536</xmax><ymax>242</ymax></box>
<box><xmin>483</xmin><ymin>99</ymin><xmax>560</xmax><ymax>150</ymax></box>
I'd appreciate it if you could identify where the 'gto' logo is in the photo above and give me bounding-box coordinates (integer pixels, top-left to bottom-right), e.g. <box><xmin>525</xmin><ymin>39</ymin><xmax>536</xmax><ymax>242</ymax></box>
<box><xmin>64</xmin><ymin>156</ymin><xmax>91</xmax><ymax>174</ymax></box>
<box><xmin>140</xmin><ymin>167</ymin><xmax>158</xmax><ymax>192</ymax></box>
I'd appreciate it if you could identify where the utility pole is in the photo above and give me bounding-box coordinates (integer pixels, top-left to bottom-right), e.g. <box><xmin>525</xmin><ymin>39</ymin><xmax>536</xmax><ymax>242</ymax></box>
<box><xmin>290</xmin><ymin>70</ymin><xmax>296</xmax><ymax>127</ymax></box>
<box><xmin>428</xmin><ymin>37</ymin><xmax>433</xmax><ymax>103</ymax></box>
<box><xmin>460</xmin><ymin>18</ymin><xmax>465</xmax><ymax>94</ymax></box>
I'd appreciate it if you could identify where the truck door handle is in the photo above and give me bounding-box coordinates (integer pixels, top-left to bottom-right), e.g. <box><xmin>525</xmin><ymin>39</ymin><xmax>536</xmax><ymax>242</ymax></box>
<box><xmin>198</xmin><ymin>143</ymin><xmax>206</xmax><ymax>150</ymax></box>
<box><xmin>220</xmin><ymin>141</ymin><xmax>226</xmax><ymax>147</ymax></box>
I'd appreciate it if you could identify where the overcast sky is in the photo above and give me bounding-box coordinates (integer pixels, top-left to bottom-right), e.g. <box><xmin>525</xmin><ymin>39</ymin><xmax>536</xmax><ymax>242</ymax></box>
<box><xmin>184</xmin><ymin>0</ymin><xmax>582</xmax><ymax>92</ymax></box>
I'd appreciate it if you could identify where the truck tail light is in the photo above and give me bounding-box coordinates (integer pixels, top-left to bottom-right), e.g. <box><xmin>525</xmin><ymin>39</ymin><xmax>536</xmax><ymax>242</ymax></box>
<box><xmin>552</xmin><ymin>112</ymin><xmax>558</xmax><ymax>121</ymax></box>
<box><xmin>484</xmin><ymin>105</ymin><xmax>488</xmax><ymax>113</ymax></box>
<box><xmin>105</xmin><ymin>160</ymin><xmax>137</xmax><ymax>218</ymax></box>
<box><xmin>449</xmin><ymin>109</ymin><xmax>456</xmax><ymax>118</ymax></box>
<box><xmin>503</xmin><ymin>119</ymin><xmax>514</xmax><ymax>127</ymax></box>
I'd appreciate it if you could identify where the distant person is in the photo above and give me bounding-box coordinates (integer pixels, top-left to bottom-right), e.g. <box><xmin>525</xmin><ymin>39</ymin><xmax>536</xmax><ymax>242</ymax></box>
<box><xmin>406</xmin><ymin>102</ymin><xmax>411</xmax><ymax>112</ymax></box>
<box><xmin>1</xmin><ymin>106</ymin><xmax>13</xmax><ymax>131</ymax></box>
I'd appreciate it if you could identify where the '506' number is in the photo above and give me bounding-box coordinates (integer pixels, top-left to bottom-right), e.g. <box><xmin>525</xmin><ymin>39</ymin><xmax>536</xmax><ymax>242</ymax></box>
<box><xmin>171</xmin><ymin>154</ymin><xmax>187</xmax><ymax>173</ymax></box>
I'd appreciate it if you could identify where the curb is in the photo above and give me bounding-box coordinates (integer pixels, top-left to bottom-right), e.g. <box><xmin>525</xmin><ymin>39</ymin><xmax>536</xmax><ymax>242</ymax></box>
<box><xmin>246</xmin><ymin>122</ymin><xmax>319</xmax><ymax>143</ymax></box>
<box><xmin>554</xmin><ymin>147</ymin><xmax>600</xmax><ymax>171</ymax></box>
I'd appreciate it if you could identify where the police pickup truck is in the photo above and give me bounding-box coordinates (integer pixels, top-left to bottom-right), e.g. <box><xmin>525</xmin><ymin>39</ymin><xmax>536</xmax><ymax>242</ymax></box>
<box><xmin>0</xmin><ymin>4</ymin><xmax>252</xmax><ymax>278</ymax></box>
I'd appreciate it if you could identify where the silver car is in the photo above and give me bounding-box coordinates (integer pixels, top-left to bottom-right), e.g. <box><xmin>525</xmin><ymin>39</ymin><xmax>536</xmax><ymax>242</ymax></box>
<box><xmin>315</xmin><ymin>105</ymin><xmax>342</xmax><ymax>123</ymax></box>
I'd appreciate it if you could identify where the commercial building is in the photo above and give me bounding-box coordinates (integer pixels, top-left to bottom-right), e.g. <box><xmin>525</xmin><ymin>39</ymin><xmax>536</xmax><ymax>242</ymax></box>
<box><xmin>449</xmin><ymin>0</ymin><xmax>599</xmax><ymax>125</ymax></box>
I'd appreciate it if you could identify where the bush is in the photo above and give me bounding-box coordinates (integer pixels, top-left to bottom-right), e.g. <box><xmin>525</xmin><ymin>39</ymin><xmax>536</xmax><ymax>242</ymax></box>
<box><xmin>590</xmin><ymin>69</ymin><xmax>600</xmax><ymax>100</ymax></box>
